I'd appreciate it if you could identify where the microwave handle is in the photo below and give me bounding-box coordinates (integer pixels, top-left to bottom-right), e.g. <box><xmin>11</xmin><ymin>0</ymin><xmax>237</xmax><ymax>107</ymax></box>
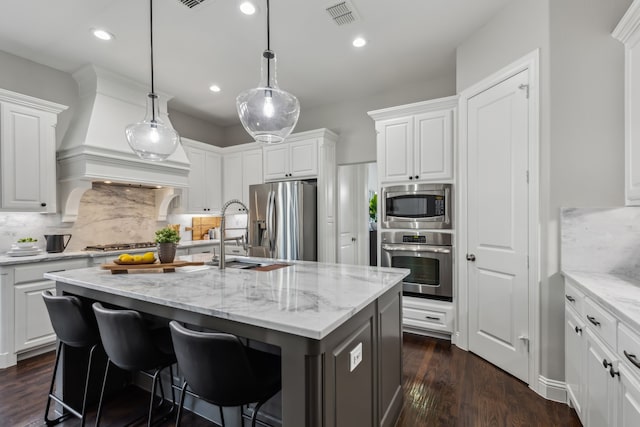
<box><xmin>381</xmin><ymin>244</ymin><xmax>451</xmax><ymax>254</ymax></box>
<box><xmin>444</xmin><ymin>186</ymin><xmax>451</xmax><ymax>226</ymax></box>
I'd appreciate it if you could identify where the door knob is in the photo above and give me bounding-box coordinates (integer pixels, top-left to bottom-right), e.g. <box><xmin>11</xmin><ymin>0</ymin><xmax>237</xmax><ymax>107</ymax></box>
<box><xmin>466</xmin><ymin>254</ymin><xmax>476</xmax><ymax>261</ymax></box>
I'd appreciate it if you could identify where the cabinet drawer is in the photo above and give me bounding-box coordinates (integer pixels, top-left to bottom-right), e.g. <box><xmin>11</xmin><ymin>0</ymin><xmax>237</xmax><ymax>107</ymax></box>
<box><xmin>402</xmin><ymin>297</ymin><xmax>453</xmax><ymax>333</ymax></box>
<box><xmin>618</xmin><ymin>323</ymin><xmax>640</xmax><ymax>377</ymax></box>
<box><xmin>564</xmin><ymin>278</ymin><xmax>585</xmax><ymax>315</ymax></box>
<box><xmin>14</xmin><ymin>259</ymin><xmax>87</xmax><ymax>284</ymax></box>
<box><xmin>584</xmin><ymin>297</ymin><xmax>617</xmax><ymax>349</ymax></box>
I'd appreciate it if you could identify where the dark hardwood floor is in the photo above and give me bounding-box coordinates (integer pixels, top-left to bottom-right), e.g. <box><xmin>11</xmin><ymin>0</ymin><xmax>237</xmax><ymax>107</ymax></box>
<box><xmin>0</xmin><ymin>334</ymin><xmax>580</xmax><ymax>426</ymax></box>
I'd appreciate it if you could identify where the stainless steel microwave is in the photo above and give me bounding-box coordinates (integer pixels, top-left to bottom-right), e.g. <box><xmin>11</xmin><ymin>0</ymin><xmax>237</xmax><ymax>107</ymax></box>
<box><xmin>381</xmin><ymin>183</ymin><xmax>452</xmax><ymax>229</ymax></box>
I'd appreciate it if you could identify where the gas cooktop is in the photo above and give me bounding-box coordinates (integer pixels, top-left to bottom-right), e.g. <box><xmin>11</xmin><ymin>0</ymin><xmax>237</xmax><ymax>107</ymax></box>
<box><xmin>83</xmin><ymin>242</ymin><xmax>157</xmax><ymax>251</ymax></box>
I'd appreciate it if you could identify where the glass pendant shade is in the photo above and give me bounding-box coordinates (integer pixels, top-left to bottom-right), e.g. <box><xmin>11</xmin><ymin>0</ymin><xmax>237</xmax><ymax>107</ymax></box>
<box><xmin>126</xmin><ymin>93</ymin><xmax>180</xmax><ymax>161</ymax></box>
<box><xmin>236</xmin><ymin>50</ymin><xmax>300</xmax><ymax>144</ymax></box>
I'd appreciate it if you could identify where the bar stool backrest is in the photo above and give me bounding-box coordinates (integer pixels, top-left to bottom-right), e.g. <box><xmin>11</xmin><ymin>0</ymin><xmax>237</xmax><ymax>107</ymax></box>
<box><xmin>169</xmin><ymin>321</ymin><xmax>260</xmax><ymax>407</ymax></box>
<box><xmin>92</xmin><ymin>302</ymin><xmax>165</xmax><ymax>371</ymax></box>
<box><xmin>42</xmin><ymin>290</ymin><xmax>98</xmax><ymax>348</ymax></box>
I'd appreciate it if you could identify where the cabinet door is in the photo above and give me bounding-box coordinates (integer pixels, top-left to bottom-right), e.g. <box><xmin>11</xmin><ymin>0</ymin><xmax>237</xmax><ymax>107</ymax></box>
<box><xmin>223</xmin><ymin>152</ymin><xmax>243</xmax><ymax>204</ymax></box>
<box><xmin>263</xmin><ymin>144</ymin><xmax>289</xmax><ymax>181</ymax></box>
<box><xmin>1</xmin><ymin>103</ymin><xmax>55</xmax><ymax>212</ymax></box>
<box><xmin>185</xmin><ymin>146</ymin><xmax>208</xmax><ymax>213</ymax></box>
<box><xmin>242</xmin><ymin>149</ymin><xmax>263</xmax><ymax>205</ymax></box>
<box><xmin>14</xmin><ymin>280</ymin><xmax>56</xmax><ymax>352</ymax></box>
<box><xmin>204</xmin><ymin>151</ymin><xmax>222</xmax><ymax>212</ymax></box>
<box><xmin>585</xmin><ymin>329</ymin><xmax>617</xmax><ymax>427</ymax></box>
<box><xmin>376</xmin><ymin>117</ymin><xmax>414</xmax><ymax>183</ymax></box>
<box><xmin>619</xmin><ymin>365</ymin><xmax>640</xmax><ymax>427</ymax></box>
<box><xmin>565</xmin><ymin>306</ymin><xmax>585</xmax><ymax>421</ymax></box>
<box><xmin>414</xmin><ymin>109</ymin><xmax>453</xmax><ymax>181</ymax></box>
<box><xmin>289</xmin><ymin>139</ymin><xmax>318</xmax><ymax>178</ymax></box>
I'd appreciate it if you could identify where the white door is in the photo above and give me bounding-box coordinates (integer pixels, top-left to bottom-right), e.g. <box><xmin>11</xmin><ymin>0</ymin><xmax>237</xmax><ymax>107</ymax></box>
<box><xmin>467</xmin><ymin>69</ymin><xmax>530</xmax><ymax>382</ymax></box>
<box><xmin>338</xmin><ymin>165</ymin><xmax>358</xmax><ymax>265</ymax></box>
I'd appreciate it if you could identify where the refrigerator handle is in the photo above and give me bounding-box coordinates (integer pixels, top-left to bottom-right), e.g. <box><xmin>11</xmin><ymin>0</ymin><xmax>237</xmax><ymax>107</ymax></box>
<box><xmin>267</xmin><ymin>190</ymin><xmax>276</xmax><ymax>256</ymax></box>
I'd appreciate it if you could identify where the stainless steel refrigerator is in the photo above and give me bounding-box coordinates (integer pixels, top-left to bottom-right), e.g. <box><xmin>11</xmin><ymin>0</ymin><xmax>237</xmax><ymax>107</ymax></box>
<box><xmin>248</xmin><ymin>181</ymin><xmax>317</xmax><ymax>261</ymax></box>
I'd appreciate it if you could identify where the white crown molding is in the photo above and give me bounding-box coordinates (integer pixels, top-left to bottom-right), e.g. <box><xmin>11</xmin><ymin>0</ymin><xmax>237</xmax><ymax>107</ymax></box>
<box><xmin>0</xmin><ymin>87</ymin><xmax>68</xmax><ymax>114</ymax></box>
<box><xmin>613</xmin><ymin>0</ymin><xmax>640</xmax><ymax>44</ymax></box>
<box><xmin>367</xmin><ymin>95</ymin><xmax>458</xmax><ymax>121</ymax></box>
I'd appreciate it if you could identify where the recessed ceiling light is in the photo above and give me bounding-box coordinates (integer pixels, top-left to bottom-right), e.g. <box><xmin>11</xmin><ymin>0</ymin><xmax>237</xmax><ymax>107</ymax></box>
<box><xmin>240</xmin><ymin>1</ymin><xmax>256</xmax><ymax>15</ymax></box>
<box><xmin>352</xmin><ymin>37</ymin><xmax>367</xmax><ymax>48</ymax></box>
<box><xmin>92</xmin><ymin>29</ymin><xmax>114</xmax><ymax>41</ymax></box>
<box><xmin>209</xmin><ymin>85</ymin><xmax>221</xmax><ymax>93</ymax></box>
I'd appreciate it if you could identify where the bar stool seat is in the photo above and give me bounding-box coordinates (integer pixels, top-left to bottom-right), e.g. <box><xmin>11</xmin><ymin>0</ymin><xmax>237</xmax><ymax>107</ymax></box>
<box><xmin>41</xmin><ymin>290</ymin><xmax>100</xmax><ymax>427</ymax></box>
<box><xmin>92</xmin><ymin>303</ymin><xmax>177</xmax><ymax>427</ymax></box>
<box><xmin>169</xmin><ymin>321</ymin><xmax>282</xmax><ymax>427</ymax></box>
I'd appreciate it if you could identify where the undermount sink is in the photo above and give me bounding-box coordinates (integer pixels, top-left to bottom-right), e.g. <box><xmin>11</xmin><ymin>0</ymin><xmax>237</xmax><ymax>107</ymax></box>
<box><xmin>206</xmin><ymin>257</ymin><xmax>274</xmax><ymax>270</ymax></box>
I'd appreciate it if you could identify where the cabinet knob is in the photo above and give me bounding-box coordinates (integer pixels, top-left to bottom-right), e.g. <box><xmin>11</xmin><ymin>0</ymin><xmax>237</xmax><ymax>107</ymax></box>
<box><xmin>603</xmin><ymin>358</ymin><xmax>612</xmax><ymax>369</ymax></box>
<box><xmin>466</xmin><ymin>254</ymin><xmax>476</xmax><ymax>262</ymax></box>
<box><xmin>409</xmin><ymin>176</ymin><xmax>413</xmax><ymax>180</ymax></box>
<box><xmin>415</xmin><ymin>175</ymin><xmax>419</xmax><ymax>179</ymax></box>
<box><xmin>610</xmin><ymin>367</ymin><xmax>620</xmax><ymax>379</ymax></box>
<box><xmin>574</xmin><ymin>326</ymin><xmax>582</xmax><ymax>334</ymax></box>
<box><xmin>40</xmin><ymin>202</ymin><xmax>47</xmax><ymax>207</ymax></box>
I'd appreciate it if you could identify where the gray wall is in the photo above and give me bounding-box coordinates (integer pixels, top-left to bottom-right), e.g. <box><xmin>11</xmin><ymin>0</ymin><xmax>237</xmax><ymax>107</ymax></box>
<box><xmin>456</xmin><ymin>0</ymin><xmax>630</xmax><ymax>382</ymax></box>
<box><xmin>0</xmin><ymin>50</ymin><xmax>78</xmax><ymax>148</ymax></box>
<box><xmin>168</xmin><ymin>108</ymin><xmax>225</xmax><ymax>146</ymax></box>
<box><xmin>223</xmin><ymin>73</ymin><xmax>456</xmax><ymax>165</ymax></box>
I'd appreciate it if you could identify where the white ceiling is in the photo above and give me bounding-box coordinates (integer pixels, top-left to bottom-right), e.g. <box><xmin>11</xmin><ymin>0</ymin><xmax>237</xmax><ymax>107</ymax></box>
<box><xmin>0</xmin><ymin>0</ymin><xmax>511</xmax><ymax>126</ymax></box>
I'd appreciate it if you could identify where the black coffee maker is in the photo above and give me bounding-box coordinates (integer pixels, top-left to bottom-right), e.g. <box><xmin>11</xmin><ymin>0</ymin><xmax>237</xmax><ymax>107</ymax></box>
<box><xmin>44</xmin><ymin>234</ymin><xmax>72</xmax><ymax>253</ymax></box>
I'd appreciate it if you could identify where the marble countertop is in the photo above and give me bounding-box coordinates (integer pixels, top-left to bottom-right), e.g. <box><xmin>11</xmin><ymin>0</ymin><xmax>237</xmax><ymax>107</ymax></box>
<box><xmin>562</xmin><ymin>269</ymin><xmax>640</xmax><ymax>334</ymax></box>
<box><xmin>45</xmin><ymin>254</ymin><xmax>409</xmax><ymax>340</ymax></box>
<box><xmin>0</xmin><ymin>240</ymin><xmax>219</xmax><ymax>266</ymax></box>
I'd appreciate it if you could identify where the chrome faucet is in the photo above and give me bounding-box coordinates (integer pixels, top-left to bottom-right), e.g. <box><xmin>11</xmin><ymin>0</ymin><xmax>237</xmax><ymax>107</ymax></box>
<box><xmin>219</xmin><ymin>199</ymin><xmax>249</xmax><ymax>270</ymax></box>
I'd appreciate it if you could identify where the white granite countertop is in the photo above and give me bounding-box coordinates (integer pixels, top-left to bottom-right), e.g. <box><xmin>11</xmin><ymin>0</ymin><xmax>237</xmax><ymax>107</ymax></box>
<box><xmin>45</xmin><ymin>254</ymin><xmax>409</xmax><ymax>340</ymax></box>
<box><xmin>562</xmin><ymin>269</ymin><xmax>640</xmax><ymax>334</ymax></box>
<box><xmin>0</xmin><ymin>240</ymin><xmax>219</xmax><ymax>266</ymax></box>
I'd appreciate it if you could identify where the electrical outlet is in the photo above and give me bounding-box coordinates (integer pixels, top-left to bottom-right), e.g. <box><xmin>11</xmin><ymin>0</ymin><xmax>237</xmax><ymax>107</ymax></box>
<box><xmin>350</xmin><ymin>342</ymin><xmax>363</xmax><ymax>372</ymax></box>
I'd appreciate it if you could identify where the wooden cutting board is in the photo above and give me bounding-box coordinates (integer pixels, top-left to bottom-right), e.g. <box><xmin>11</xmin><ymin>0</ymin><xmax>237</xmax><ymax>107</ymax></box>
<box><xmin>101</xmin><ymin>260</ymin><xmax>205</xmax><ymax>274</ymax></box>
<box><xmin>184</xmin><ymin>216</ymin><xmax>221</xmax><ymax>240</ymax></box>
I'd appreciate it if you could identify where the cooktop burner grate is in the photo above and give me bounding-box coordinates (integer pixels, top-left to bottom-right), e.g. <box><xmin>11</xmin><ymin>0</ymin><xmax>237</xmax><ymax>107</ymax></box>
<box><xmin>83</xmin><ymin>242</ymin><xmax>157</xmax><ymax>251</ymax></box>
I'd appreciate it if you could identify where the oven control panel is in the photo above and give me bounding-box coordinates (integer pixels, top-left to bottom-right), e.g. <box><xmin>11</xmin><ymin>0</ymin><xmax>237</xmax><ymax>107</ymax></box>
<box><xmin>402</xmin><ymin>235</ymin><xmax>427</xmax><ymax>244</ymax></box>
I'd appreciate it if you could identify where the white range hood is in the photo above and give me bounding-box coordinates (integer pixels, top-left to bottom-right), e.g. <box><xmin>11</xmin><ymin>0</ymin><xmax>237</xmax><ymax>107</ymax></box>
<box><xmin>57</xmin><ymin>65</ymin><xmax>190</xmax><ymax>222</ymax></box>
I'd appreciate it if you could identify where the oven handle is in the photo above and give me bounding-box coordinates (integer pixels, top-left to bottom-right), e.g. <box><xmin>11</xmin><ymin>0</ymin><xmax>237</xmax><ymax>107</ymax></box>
<box><xmin>381</xmin><ymin>244</ymin><xmax>451</xmax><ymax>254</ymax></box>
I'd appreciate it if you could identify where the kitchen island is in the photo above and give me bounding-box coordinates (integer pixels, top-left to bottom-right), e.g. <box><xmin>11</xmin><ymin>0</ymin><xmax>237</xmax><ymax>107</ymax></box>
<box><xmin>44</xmin><ymin>254</ymin><xmax>408</xmax><ymax>427</ymax></box>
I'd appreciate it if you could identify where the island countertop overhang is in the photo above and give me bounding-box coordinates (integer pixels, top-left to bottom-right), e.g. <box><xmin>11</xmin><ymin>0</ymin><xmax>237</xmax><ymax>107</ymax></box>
<box><xmin>44</xmin><ymin>254</ymin><xmax>409</xmax><ymax>340</ymax></box>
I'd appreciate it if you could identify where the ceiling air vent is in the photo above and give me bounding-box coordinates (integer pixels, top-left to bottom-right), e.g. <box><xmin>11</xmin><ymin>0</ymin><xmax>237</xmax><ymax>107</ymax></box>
<box><xmin>178</xmin><ymin>0</ymin><xmax>207</xmax><ymax>8</ymax></box>
<box><xmin>326</xmin><ymin>1</ymin><xmax>359</xmax><ymax>26</ymax></box>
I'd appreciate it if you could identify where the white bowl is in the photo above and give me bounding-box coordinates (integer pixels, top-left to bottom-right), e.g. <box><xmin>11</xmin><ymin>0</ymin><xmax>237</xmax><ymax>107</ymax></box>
<box><xmin>15</xmin><ymin>241</ymin><xmax>37</xmax><ymax>248</ymax></box>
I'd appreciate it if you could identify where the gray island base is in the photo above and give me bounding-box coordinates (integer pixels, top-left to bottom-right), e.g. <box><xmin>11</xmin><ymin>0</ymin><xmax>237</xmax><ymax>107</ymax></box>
<box><xmin>45</xmin><ymin>255</ymin><xmax>409</xmax><ymax>426</ymax></box>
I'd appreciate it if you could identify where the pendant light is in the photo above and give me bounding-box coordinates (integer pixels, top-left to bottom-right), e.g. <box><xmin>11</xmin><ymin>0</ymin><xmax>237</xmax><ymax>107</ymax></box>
<box><xmin>126</xmin><ymin>0</ymin><xmax>180</xmax><ymax>161</ymax></box>
<box><xmin>236</xmin><ymin>0</ymin><xmax>300</xmax><ymax>144</ymax></box>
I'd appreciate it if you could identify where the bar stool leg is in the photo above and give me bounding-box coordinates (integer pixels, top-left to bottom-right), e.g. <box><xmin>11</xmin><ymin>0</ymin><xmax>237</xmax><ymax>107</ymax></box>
<box><xmin>251</xmin><ymin>399</ymin><xmax>268</xmax><ymax>427</ymax></box>
<box><xmin>79</xmin><ymin>344</ymin><xmax>97</xmax><ymax>427</ymax></box>
<box><xmin>95</xmin><ymin>358</ymin><xmax>112</xmax><ymax>427</ymax></box>
<box><xmin>175</xmin><ymin>381</ymin><xmax>188</xmax><ymax>427</ymax></box>
<box><xmin>44</xmin><ymin>341</ymin><xmax>63</xmax><ymax>425</ymax></box>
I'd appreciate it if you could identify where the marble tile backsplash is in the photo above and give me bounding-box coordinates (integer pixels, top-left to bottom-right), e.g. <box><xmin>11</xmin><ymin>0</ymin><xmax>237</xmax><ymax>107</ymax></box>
<box><xmin>561</xmin><ymin>207</ymin><xmax>640</xmax><ymax>277</ymax></box>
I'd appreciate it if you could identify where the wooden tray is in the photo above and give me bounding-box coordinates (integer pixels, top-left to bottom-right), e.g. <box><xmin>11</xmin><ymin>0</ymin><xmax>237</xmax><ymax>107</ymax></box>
<box><xmin>101</xmin><ymin>260</ymin><xmax>205</xmax><ymax>274</ymax></box>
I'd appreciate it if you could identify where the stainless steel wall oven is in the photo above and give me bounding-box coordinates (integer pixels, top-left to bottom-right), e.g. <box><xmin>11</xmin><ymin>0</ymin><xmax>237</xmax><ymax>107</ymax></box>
<box><xmin>381</xmin><ymin>183</ymin><xmax>452</xmax><ymax>229</ymax></box>
<box><xmin>381</xmin><ymin>231</ymin><xmax>453</xmax><ymax>301</ymax></box>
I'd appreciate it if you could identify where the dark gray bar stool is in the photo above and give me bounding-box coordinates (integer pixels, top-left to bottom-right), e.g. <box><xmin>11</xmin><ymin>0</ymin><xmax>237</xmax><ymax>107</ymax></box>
<box><xmin>169</xmin><ymin>321</ymin><xmax>281</xmax><ymax>427</ymax></box>
<box><xmin>92</xmin><ymin>302</ymin><xmax>177</xmax><ymax>427</ymax></box>
<box><xmin>42</xmin><ymin>290</ymin><xmax>100</xmax><ymax>426</ymax></box>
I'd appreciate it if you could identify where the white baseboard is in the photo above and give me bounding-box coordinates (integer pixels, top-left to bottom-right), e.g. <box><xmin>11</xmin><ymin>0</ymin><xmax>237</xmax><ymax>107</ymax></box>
<box><xmin>536</xmin><ymin>375</ymin><xmax>567</xmax><ymax>403</ymax></box>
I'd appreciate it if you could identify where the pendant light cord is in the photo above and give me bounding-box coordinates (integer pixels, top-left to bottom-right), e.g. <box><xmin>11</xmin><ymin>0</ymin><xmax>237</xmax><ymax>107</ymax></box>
<box><xmin>266</xmin><ymin>0</ymin><xmax>270</xmax><ymax>51</ymax></box>
<box><xmin>149</xmin><ymin>0</ymin><xmax>157</xmax><ymax>121</ymax></box>
<box><xmin>266</xmin><ymin>0</ymin><xmax>271</xmax><ymax>88</ymax></box>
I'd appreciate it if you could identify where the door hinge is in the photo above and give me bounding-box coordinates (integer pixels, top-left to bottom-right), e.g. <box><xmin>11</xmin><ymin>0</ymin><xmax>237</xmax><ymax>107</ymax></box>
<box><xmin>519</xmin><ymin>335</ymin><xmax>530</xmax><ymax>352</ymax></box>
<box><xmin>519</xmin><ymin>84</ymin><xmax>530</xmax><ymax>99</ymax></box>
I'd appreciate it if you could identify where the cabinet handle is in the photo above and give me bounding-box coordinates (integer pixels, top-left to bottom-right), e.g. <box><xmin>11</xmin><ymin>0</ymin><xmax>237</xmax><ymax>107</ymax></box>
<box><xmin>603</xmin><ymin>358</ymin><xmax>612</xmax><ymax>369</ymax></box>
<box><xmin>587</xmin><ymin>315</ymin><xmax>600</xmax><ymax>327</ymax></box>
<box><xmin>610</xmin><ymin>367</ymin><xmax>620</xmax><ymax>379</ymax></box>
<box><xmin>40</xmin><ymin>202</ymin><xmax>47</xmax><ymax>207</ymax></box>
<box><xmin>425</xmin><ymin>316</ymin><xmax>440</xmax><ymax>321</ymax></box>
<box><xmin>574</xmin><ymin>326</ymin><xmax>582</xmax><ymax>334</ymax></box>
<box><xmin>565</xmin><ymin>295</ymin><xmax>575</xmax><ymax>303</ymax></box>
<box><xmin>624</xmin><ymin>350</ymin><xmax>640</xmax><ymax>370</ymax></box>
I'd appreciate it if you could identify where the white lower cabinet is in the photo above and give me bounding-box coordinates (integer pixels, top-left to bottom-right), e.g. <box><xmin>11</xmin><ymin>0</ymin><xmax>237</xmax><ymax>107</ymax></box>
<box><xmin>585</xmin><ymin>328</ymin><xmax>617</xmax><ymax>427</ymax></box>
<box><xmin>619</xmin><ymin>365</ymin><xmax>640</xmax><ymax>427</ymax></box>
<box><xmin>402</xmin><ymin>296</ymin><xmax>453</xmax><ymax>335</ymax></box>
<box><xmin>566</xmin><ymin>305</ymin><xmax>585</xmax><ymax>421</ymax></box>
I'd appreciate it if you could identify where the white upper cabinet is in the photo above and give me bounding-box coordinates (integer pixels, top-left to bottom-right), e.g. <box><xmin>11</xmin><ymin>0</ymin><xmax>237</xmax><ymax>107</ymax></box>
<box><xmin>369</xmin><ymin>96</ymin><xmax>457</xmax><ymax>184</ymax></box>
<box><xmin>614</xmin><ymin>0</ymin><xmax>640</xmax><ymax>205</ymax></box>
<box><xmin>263</xmin><ymin>138</ymin><xmax>318</xmax><ymax>181</ymax></box>
<box><xmin>0</xmin><ymin>89</ymin><xmax>67</xmax><ymax>213</ymax></box>
<box><xmin>222</xmin><ymin>146</ymin><xmax>263</xmax><ymax>213</ymax></box>
<box><xmin>182</xmin><ymin>139</ymin><xmax>222</xmax><ymax>214</ymax></box>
